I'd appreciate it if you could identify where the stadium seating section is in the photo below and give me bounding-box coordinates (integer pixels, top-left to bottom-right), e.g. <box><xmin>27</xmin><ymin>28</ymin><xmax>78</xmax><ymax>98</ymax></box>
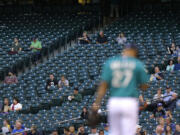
<box><xmin>0</xmin><ymin>5</ymin><xmax>100</xmax><ymax>81</ymax></box>
<box><xmin>0</xmin><ymin>5</ymin><xmax>179</xmax><ymax>134</ymax></box>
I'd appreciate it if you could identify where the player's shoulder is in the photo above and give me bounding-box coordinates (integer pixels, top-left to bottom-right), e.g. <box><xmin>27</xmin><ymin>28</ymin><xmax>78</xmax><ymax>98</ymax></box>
<box><xmin>133</xmin><ymin>58</ymin><xmax>144</xmax><ymax>66</ymax></box>
<box><xmin>105</xmin><ymin>55</ymin><xmax>121</xmax><ymax>63</ymax></box>
<box><xmin>127</xmin><ymin>57</ymin><xmax>145</xmax><ymax>70</ymax></box>
<box><xmin>106</xmin><ymin>56</ymin><xmax>125</xmax><ymax>66</ymax></box>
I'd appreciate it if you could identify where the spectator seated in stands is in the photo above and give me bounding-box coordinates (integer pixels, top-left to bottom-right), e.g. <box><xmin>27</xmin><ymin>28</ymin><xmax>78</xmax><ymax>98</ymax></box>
<box><xmin>153</xmin><ymin>125</ymin><xmax>165</xmax><ymax>135</ymax></box>
<box><xmin>10</xmin><ymin>97</ymin><xmax>22</xmax><ymax>111</ymax></box>
<box><xmin>4</xmin><ymin>71</ymin><xmax>18</xmax><ymax>84</ymax></box>
<box><xmin>1</xmin><ymin>98</ymin><xmax>10</xmax><ymax>113</ymax></box>
<box><xmin>81</xmin><ymin>107</ymin><xmax>89</xmax><ymax>120</ymax></box>
<box><xmin>69</xmin><ymin>125</ymin><xmax>76</xmax><ymax>135</ymax></box>
<box><xmin>174</xmin><ymin>57</ymin><xmax>180</xmax><ymax>71</ymax></box>
<box><xmin>159</xmin><ymin>118</ymin><xmax>165</xmax><ymax>133</ymax></box>
<box><xmin>12</xmin><ymin>120</ymin><xmax>24</xmax><ymax>134</ymax></box>
<box><xmin>8</xmin><ymin>38</ymin><xmax>22</xmax><ymax>55</ymax></box>
<box><xmin>174</xmin><ymin>124</ymin><xmax>180</xmax><ymax>135</ymax></box>
<box><xmin>103</xmin><ymin>124</ymin><xmax>109</xmax><ymax>135</ymax></box>
<box><xmin>68</xmin><ymin>88</ymin><xmax>82</xmax><ymax>102</ymax></box>
<box><xmin>165</xmin><ymin>117</ymin><xmax>176</xmax><ymax>133</ymax></box>
<box><xmin>136</xmin><ymin>125</ymin><xmax>141</xmax><ymax>135</ymax></box>
<box><xmin>167</xmin><ymin>43</ymin><xmax>177</xmax><ymax>56</ymax></box>
<box><xmin>46</xmin><ymin>74</ymin><xmax>58</xmax><ymax>90</ymax></box>
<box><xmin>175</xmin><ymin>46</ymin><xmax>180</xmax><ymax>57</ymax></box>
<box><xmin>150</xmin><ymin>66</ymin><xmax>164</xmax><ymax>81</ymax></box>
<box><xmin>163</xmin><ymin>86</ymin><xmax>177</xmax><ymax>110</ymax></box>
<box><xmin>153</xmin><ymin>88</ymin><xmax>164</xmax><ymax>102</ymax></box>
<box><xmin>166</xmin><ymin>110</ymin><xmax>173</xmax><ymax>119</ymax></box>
<box><xmin>58</xmin><ymin>75</ymin><xmax>69</xmax><ymax>90</ymax></box>
<box><xmin>64</xmin><ymin>127</ymin><xmax>70</xmax><ymax>135</ymax></box>
<box><xmin>136</xmin><ymin>125</ymin><xmax>146</xmax><ymax>135</ymax></box>
<box><xmin>116</xmin><ymin>33</ymin><xmax>127</xmax><ymax>45</ymax></box>
<box><xmin>165</xmin><ymin>125</ymin><xmax>172</xmax><ymax>135</ymax></box>
<box><xmin>51</xmin><ymin>130</ymin><xmax>59</xmax><ymax>135</ymax></box>
<box><xmin>28</xmin><ymin>125</ymin><xmax>40</xmax><ymax>135</ymax></box>
<box><xmin>30</xmin><ymin>37</ymin><xmax>42</xmax><ymax>63</ymax></box>
<box><xmin>96</xmin><ymin>30</ymin><xmax>108</xmax><ymax>44</ymax></box>
<box><xmin>89</xmin><ymin>127</ymin><xmax>98</xmax><ymax>135</ymax></box>
<box><xmin>166</xmin><ymin>60</ymin><xmax>175</xmax><ymax>72</ymax></box>
<box><xmin>78</xmin><ymin>31</ymin><xmax>91</xmax><ymax>44</ymax></box>
<box><xmin>77</xmin><ymin>125</ymin><xmax>88</xmax><ymax>135</ymax></box>
<box><xmin>2</xmin><ymin>119</ymin><xmax>11</xmax><ymax>135</ymax></box>
<box><xmin>150</xmin><ymin>103</ymin><xmax>166</xmax><ymax>119</ymax></box>
<box><xmin>99</xmin><ymin>130</ymin><xmax>104</xmax><ymax>135</ymax></box>
<box><xmin>145</xmin><ymin>88</ymin><xmax>165</xmax><ymax>115</ymax></box>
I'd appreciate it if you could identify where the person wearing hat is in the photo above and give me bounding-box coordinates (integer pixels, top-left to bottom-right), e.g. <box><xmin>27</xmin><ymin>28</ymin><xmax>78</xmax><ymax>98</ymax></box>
<box><xmin>136</xmin><ymin>125</ymin><xmax>144</xmax><ymax>135</ymax></box>
<box><xmin>104</xmin><ymin>124</ymin><xmax>109</xmax><ymax>135</ymax></box>
<box><xmin>150</xmin><ymin>103</ymin><xmax>166</xmax><ymax>119</ymax></box>
<box><xmin>163</xmin><ymin>86</ymin><xmax>177</xmax><ymax>110</ymax></box>
<box><xmin>68</xmin><ymin>88</ymin><xmax>82</xmax><ymax>102</ymax></box>
<box><xmin>92</xmin><ymin>44</ymin><xmax>149</xmax><ymax>135</ymax></box>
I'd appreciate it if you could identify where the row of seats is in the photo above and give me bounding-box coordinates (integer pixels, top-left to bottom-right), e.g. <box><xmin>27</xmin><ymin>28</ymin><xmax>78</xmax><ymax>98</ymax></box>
<box><xmin>0</xmin><ymin>8</ymin><xmax>180</xmax><ymax>134</ymax></box>
<box><xmin>0</xmin><ymin>5</ymin><xmax>100</xmax><ymax>81</ymax></box>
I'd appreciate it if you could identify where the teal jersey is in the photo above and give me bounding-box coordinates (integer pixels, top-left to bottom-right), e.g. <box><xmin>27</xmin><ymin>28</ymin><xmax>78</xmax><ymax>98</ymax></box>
<box><xmin>101</xmin><ymin>56</ymin><xmax>149</xmax><ymax>98</ymax></box>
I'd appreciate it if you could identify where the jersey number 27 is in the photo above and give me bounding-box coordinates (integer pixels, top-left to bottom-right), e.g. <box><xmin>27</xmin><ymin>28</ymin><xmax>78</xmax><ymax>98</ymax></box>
<box><xmin>112</xmin><ymin>70</ymin><xmax>132</xmax><ymax>88</ymax></box>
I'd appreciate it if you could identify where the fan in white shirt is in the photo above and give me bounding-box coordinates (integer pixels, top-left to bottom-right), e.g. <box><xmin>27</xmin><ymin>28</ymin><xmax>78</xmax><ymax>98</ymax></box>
<box><xmin>153</xmin><ymin>88</ymin><xmax>164</xmax><ymax>101</ymax></box>
<box><xmin>10</xmin><ymin>97</ymin><xmax>22</xmax><ymax>111</ymax></box>
<box><xmin>89</xmin><ymin>127</ymin><xmax>99</xmax><ymax>135</ymax></box>
<box><xmin>116</xmin><ymin>33</ymin><xmax>127</xmax><ymax>45</ymax></box>
<box><xmin>58</xmin><ymin>75</ymin><xmax>69</xmax><ymax>90</ymax></box>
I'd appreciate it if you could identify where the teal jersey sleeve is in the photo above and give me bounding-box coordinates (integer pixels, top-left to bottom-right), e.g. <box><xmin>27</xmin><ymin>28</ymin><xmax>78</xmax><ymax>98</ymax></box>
<box><xmin>137</xmin><ymin>62</ymin><xmax>149</xmax><ymax>85</ymax></box>
<box><xmin>101</xmin><ymin>60</ymin><xmax>111</xmax><ymax>84</ymax></box>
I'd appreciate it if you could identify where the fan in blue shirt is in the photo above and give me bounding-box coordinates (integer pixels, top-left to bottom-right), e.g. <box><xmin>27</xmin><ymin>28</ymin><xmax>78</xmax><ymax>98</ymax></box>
<box><xmin>174</xmin><ymin>57</ymin><xmax>180</xmax><ymax>70</ymax></box>
<box><xmin>12</xmin><ymin>120</ymin><xmax>24</xmax><ymax>135</ymax></box>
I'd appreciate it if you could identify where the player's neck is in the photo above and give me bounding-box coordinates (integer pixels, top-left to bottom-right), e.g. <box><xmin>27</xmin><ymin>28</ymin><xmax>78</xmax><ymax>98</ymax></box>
<box><xmin>123</xmin><ymin>54</ymin><xmax>136</xmax><ymax>58</ymax></box>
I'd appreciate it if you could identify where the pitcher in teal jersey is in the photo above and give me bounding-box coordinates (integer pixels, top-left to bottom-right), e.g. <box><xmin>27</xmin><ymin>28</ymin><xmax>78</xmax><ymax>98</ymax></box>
<box><xmin>92</xmin><ymin>44</ymin><xmax>149</xmax><ymax>135</ymax></box>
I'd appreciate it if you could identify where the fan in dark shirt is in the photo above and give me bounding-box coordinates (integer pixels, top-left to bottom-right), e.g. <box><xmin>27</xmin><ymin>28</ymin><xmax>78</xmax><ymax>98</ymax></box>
<box><xmin>27</xmin><ymin>125</ymin><xmax>40</xmax><ymax>135</ymax></box>
<box><xmin>78</xmin><ymin>31</ymin><xmax>91</xmax><ymax>44</ymax></box>
<box><xmin>174</xmin><ymin>124</ymin><xmax>180</xmax><ymax>135</ymax></box>
<box><xmin>150</xmin><ymin>103</ymin><xmax>166</xmax><ymax>119</ymax></box>
<box><xmin>77</xmin><ymin>125</ymin><xmax>88</xmax><ymax>135</ymax></box>
<box><xmin>174</xmin><ymin>57</ymin><xmax>180</xmax><ymax>71</ymax></box>
<box><xmin>8</xmin><ymin>38</ymin><xmax>22</xmax><ymax>55</ymax></box>
<box><xmin>81</xmin><ymin>107</ymin><xmax>89</xmax><ymax>120</ymax></box>
<box><xmin>167</xmin><ymin>43</ymin><xmax>176</xmax><ymax>55</ymax></box>
<box><xmin>151</xmin><ymin>66</ymin><xmax>164</xmax><ymax>81</ymax></box>
<box><xmin>46</xmin><ymin>74</ymin><xmax>58</xmax><ymax>90</ymax></box>
<box><xmin>96</xmin><ymin>30</ymin><xmax>108</xmax><ymax>44</ymax></box>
